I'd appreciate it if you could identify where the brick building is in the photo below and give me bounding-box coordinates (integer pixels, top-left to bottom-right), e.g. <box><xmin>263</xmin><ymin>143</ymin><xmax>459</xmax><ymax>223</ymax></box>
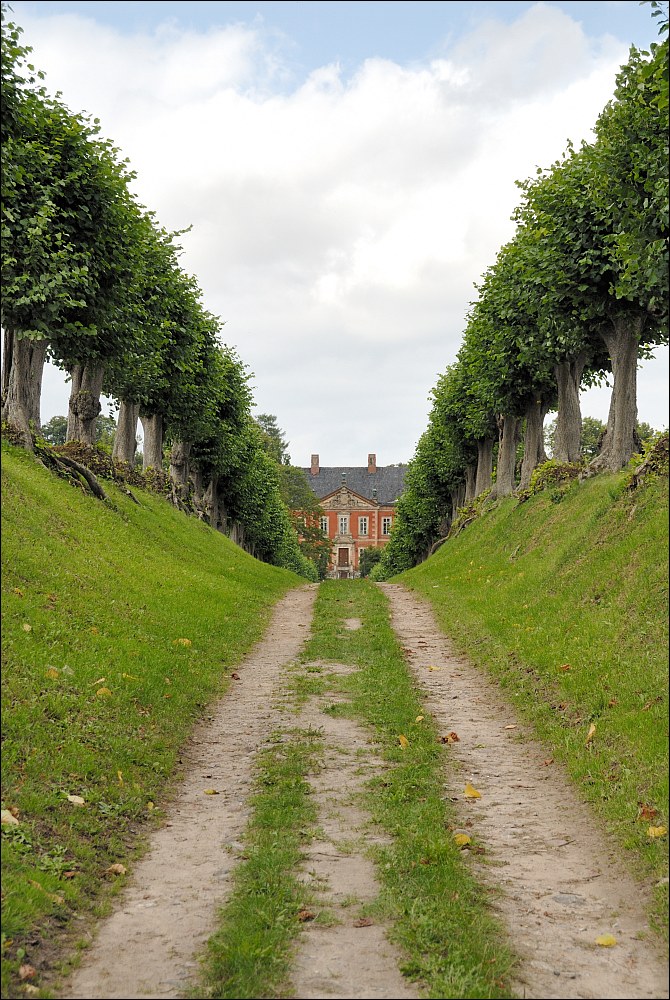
<box><xmin>301</xmin><ymin>453</ymin><xmax>407</xmax><ymax>579</ymax></box>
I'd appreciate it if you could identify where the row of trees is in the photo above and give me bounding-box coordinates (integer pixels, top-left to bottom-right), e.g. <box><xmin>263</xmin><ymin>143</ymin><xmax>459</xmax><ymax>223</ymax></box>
<box><xmin>374</xmin><ymin>4</ymin><xmax>668</xmax><ymax>578</ymax></box>
<box><xmin>0</xmin><ymin>6</ymin><xmax>323</xmax><ymax>580</ymax></box>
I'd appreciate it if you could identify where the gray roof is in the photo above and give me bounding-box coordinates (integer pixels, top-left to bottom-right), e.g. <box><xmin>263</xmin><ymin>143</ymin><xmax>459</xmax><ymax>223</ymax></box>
<box><xmin>301</xmin><ymin>465</ymin><xmax>408</xmax><ymax>505</ymax></box>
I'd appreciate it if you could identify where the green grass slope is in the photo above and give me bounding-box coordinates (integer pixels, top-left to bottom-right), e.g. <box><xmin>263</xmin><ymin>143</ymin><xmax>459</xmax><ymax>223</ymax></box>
<box><xmin>397</xmin><ymin>466</ymin><xmax>669</xmax><ymax>934</ymax></box>
<box><xmin>0</xmin><ymin>442</ymin><xmax>301</xmax><ymax>996</ymax></box>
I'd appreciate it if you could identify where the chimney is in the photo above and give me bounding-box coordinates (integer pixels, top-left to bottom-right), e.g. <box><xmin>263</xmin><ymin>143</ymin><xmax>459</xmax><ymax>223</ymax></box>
<box><xmin>310</xmin><ymin>454</ymin><xmax>320</xmax><ymax>475</ymax></box>
<box><xmin>368</xmin><ymin>453</ymin><xmax>377</xmax><ymax>474</ymax></box>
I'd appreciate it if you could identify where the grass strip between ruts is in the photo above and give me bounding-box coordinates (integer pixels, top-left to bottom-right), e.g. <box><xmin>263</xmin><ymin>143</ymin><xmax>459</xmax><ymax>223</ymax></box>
<box><xmin>301</xmin><ymin>580</ymin><xmax>517</xmax><ymax>1000</ymax></box>
<box><xmin>191</xmin><ymin>727</ymin><xmax>324</xmax><ymax>1000</ymax></box>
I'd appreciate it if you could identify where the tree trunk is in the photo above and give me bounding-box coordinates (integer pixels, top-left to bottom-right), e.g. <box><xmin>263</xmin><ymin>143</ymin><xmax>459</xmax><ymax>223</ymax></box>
<box><xmin>217</xmin><ymin>494</ymin><xmax>229</xmax><ymax>534</ymax></box>
<box><xmin>1</xmin><ymin>330</ymin><xmax>47</xmax><ymax>449</ymax></box>
<box><xmin>491</xmin><ymin>415</ymin><xmax>520</xmax><ymax>499</ymax></box>
<box><xmin>169</xmin><ymin>439</ymin><xmax>191</xmax><ymax>487</ymax></box>
<box><xmin>112</xmin><ymin>401</ymin><xmax>139</xmax><ymax>465</ymax></box>
<box><xmin>519</xmin><ymin>394</ymin><xmax>550</xmax><ymax>488</ymax></box>
<box><xmin>66</xmin><ymin>362</ymin><xmax>105</xmax><ymax>445</ymax></box>
<box><xmin>451</xmin><ymin>483</ymin><xmax>466</xmax><ymax>522</ymax></box>
<box><xmin>553</xmin><ymin>355</ymin><xmax>586</xmax><ymax>462</ymax></box>
<box><xmin>474</xmin><ymin>438</ymin><xmax>494</xmax><ymax>496</ymax></box>
<box><xmin>205</xmin><ymin>475</ymin><xmax>220</xmax><ymax>530</ymax></box>
<box><xmin>464</xmin><ymin>464</ymin><xmax>476</xmax><ymax>502</ymax></box>
<box><xmin>191</xmin><ymin>466</ymin><xmax>205</xmax><ymax>504</ymax></box>
<box><xmin>140</xmin><ymin>413</ymin><xmax>164</xmax><ymax>471</ymax></box>
<box><xmin>591</xmin><ymin>314</ymin><xmax>644</xmax><ymax>472</ymax></box>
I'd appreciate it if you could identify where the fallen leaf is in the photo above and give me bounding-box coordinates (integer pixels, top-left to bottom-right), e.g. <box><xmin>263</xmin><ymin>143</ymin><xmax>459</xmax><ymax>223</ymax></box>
<box><xmin>415</xmin><ymin>715</ymin><xmax>424</xmax><ymax>723</ymax></box>
<box><xmin>608</xmin><ymin>697</ymin><xmax>618</xmax><ymax>707</ymax></box>
<box><xmin>297</xmin><ymin>908</ymin><xmax>316</xmax><ymax>922</ymax></box>
<box><xmin>504</xmin><ymin>724</ymin><xmax>517</xmax><ymax>730</ymax></box>
<box><xmin>647</xmin><ymin>826</ymin><xmax>667</xmax><ymax>839</ymax></box>
<box><xmin>28</xmin><ymin>879</ymin><xmax>64</xmax><ymax>904</ymax></box>
<box><xmin>1</xmin><ymin>809</ymin><xmax>20</xmax><ymax>826</ymax></box>
<box><xmin>173</xmin><ymin>638</ymin><xmax>192</xmax><ymax>647</ymax></box>
<box><xmin>23</xmin><ymin>987</ymin><xmax>40</xmax><ymax>997</ymax></box>
<box><xmin>106</xmin><ymin>863</ymin><xmax>127</xmax><ymax>876</ymax></box>
<box><xmin>146</xmin><ymin>801</ymin><xmax>155</xmax><ymax>811</ymax></box>
<box><xmin>231</xmin><ymin>672</ymin><xmax>241</xmax><ymax>680</ymax></box>
<box><xmin>22</xmin><ymin>623</ymin><xmax>32</xmax><ymax>632</ymax></box>
<box><xmin>203</xmin><ymin>789</ymin><xmax>220</xmax><ymax>795</ymax></box>
<box><xmin>95</xmin><ymin>687</ymin><xmax>112</xmax><ymax>698</ymax></box>
<box><xmin>18</xmin><ymin>965</ymin><xmax>36</xmax><ymax>981</ymax></box>
<box><xmin>453</xmin><ymin>833</ymin><xmax>471</xmax><ymax>847</ymax></box>
<box><xmin>353</xmin><ymin>917</ymin><xmax>374</xmax><ymax>927</ymax></box>
<box><xmin>89</xmin><ymin>626</ymin><xmax>99</xmax><ymax>635</ymax></box>
<box><xmin>585</xmin><ymin>723</ymin><xmax>596</xmax><ymax>745</ymax></box>
<box><xmin>63</xmin><ymin>871</ymin><xmax>78</xmax><ymax>878</ymax></box>
<box><xmin>398</xmin><ymin>734</ymin><xmax>409</xmax><ymax>749</ymax></box>
<box><xmin>441</xmin><ymin>732</ymin><xmax>460</xmax><ymax>744</ymax></box>
<box><xmin>428</xmin><ymin>665</ymin><xmax>441</xmax><ymax>671</ymax></box>
<box><xmin>13</xmin><ymin>587</ymin><xmax>24</xmax><ymax>596</ymax></box>
<box><xmin>541</xmin><ymin>758</ymin><xmax>554</xmax><ymax>766</ymax></box>
<box><xmin>595</xmin><ymin>934</ymin><xmax>617</xmax><ymax>947</ymax></box>
<box><xmin>637</xmin><ymin>804</ymin><xmax>659</xmax><ymax>822</ymax></box>
<box><xmin>122</xmin><ymin>672</ymin><xmax>138</xmax><ymax>680</ymax></box>
<box><xmin>558</xmin><ymin>663</ymin><xmax>571</xmax><ymax>672</ymax></box>
<box><xmin>117</xmin><ymin>770</ymin><xmax>123</xmax><ymax>786</ymax></box>
<box><xmin>66</xmin><ymin>794</ymin><xmax>85</xmax><ymax>806</ymax></box>
<box><xmin>90</xmin><ymin>677</ymin><xmax>106</xmax><ymax>686</ymax></box>
<box><xmin>464</xmin><ymin>782</ymin><xmax>481</xmax><ymax>799</ymax></box>
<box><xmin>45</xmin><ymin>667</ymin><xmax>60</xmax><ymax>679</ymax></box>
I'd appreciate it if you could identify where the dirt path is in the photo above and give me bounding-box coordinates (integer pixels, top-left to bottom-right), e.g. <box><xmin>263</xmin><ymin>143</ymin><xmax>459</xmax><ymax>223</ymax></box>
<box><xmin>57</xmin><ymin>582</ymin><xmax>668</xmax><ymax>1000</ymax></box>
<box><xmin>380</xmin><ymin>583</ymin><xmax>669</xmax><ymax>1000</ymax></box>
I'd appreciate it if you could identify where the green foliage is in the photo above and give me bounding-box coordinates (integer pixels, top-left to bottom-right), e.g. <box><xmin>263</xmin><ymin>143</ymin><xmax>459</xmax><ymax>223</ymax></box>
<box><xmin>358</xmin><ymin>546</ymin><xmax>383</xmax><ymax>578</ymax></box>
<box><xmin>526</xmin><ymin>459</ymin><xmax>583</xmax><ymax>494</ymax></box>
<box><xmin>254</xmin><ymin>412</ymin><xmax>291</xmax><ymax>465</ymax></box>
<box><xmin>38</xmin><ymin>414</ymin><xmax>67</xmax><ymax>446</ymax></box>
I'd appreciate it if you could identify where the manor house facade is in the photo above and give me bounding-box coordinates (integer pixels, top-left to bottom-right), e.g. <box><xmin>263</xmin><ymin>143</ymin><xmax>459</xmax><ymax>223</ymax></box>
<box><xmin>301</xmin><ymin>453</ymin><xmax>407</xmax><ymax>578</ymax></box>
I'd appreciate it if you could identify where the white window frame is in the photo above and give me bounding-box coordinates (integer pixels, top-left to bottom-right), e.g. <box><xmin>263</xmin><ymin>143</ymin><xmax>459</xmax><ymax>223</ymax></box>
<box><xmin>382</xmin><ymin>516</ymin><xmax>392</xmax><ymax>535</ymax></box>
<box><xmin>358</xmin><ymin>516</ymin><xmax>368</xmax><ymax>536</ymax></box>
<box><xmin>320</xmin><ymin>516</ymin><xmax>329</xmax><ymax>534</ymax></box>
<box><xmin>338</xmin><ymin>514</ymin><xmax>349</xmax><ymax>535</ymax></box>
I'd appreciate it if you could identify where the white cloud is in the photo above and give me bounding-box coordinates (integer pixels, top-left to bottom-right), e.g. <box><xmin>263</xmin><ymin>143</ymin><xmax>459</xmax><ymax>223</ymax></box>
<box><xmin>14</xmin><ymin>4</ymin><xmax>668</xmax><ymax>465</ymax></box>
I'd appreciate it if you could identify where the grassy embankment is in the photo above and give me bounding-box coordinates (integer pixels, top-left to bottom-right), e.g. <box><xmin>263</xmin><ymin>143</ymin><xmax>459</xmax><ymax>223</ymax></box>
<box><xmin>0</xmin><ymin>441</ymin><xmax>301</xmax><ymax>998</ymax></box>
<box><xmin>399</xmin><ymin>464</ymin><xmax>669</xmax><ymax>934</ymax></box>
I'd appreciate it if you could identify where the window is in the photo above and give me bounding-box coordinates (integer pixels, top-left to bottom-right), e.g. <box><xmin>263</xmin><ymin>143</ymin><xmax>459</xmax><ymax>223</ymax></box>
<box><xmin>320</xmin><ymin>516</ymin><xmax>329</xmax><ymax>534</ymax></box>
<box><xmin>382</xmin><ymin>516</ymin><xmax>392</xmax><ymax>535</ymax></box>
<box><xmin>358</xmin><ymin>516</ymin><xmax>368</xmax><ymax>536</ymax></box>
<box><xmin>338</xmin><ymin>515</ymin><xmax>349</xmax><ymax>535</ymax></box>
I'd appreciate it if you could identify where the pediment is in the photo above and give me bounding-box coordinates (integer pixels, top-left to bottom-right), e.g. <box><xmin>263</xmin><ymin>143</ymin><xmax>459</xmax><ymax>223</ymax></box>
<box><xmin>320</xmin><ymin>486</ymin><xmax>376</xmax><ymax>510</ymax></box>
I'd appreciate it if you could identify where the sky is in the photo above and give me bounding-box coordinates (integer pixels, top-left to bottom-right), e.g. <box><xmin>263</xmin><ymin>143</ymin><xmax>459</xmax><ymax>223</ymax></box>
<box><xmin>9</xmin><ymin>0</ymin><xmax>670</xmax><ymax>467</ymax></box>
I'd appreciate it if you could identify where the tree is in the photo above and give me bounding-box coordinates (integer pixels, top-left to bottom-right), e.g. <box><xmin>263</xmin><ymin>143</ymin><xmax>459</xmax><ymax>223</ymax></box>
<box><xmin>359</xmin><ymin>547</ymin><xmax>383</xmax><ymax>578</ymax></box>
<box><xmin>514</xmin><ymin>28</ymin><xmax>668</xmax><ymax>471</ymax></box>
<box><xmin>39</xmin><ymin>414</ymin><xmax>67</xmax><ymax>446</ymax></box>
<box><xmin>1</xmin><ymin>5</ymin><xmax>148</xmax><ymax>448</ymax></box>
<box><xmin>255</xmin><ymin>413</ymin><xmax>291</xmax><ymax>465</ymax></box>
<box><xmin>278</xmin><ymin>464</ymin><xmax>331</xmax><ymax>578</ymax></box>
